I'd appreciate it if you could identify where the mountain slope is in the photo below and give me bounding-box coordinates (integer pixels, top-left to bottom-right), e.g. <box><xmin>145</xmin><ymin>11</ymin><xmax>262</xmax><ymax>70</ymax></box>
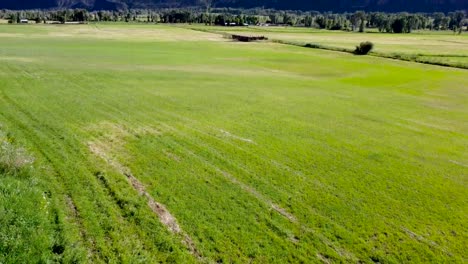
<box><xmin>0</xmin><ymin>0</ymin><xmax>466</xmax><ymax>13</ymax></box>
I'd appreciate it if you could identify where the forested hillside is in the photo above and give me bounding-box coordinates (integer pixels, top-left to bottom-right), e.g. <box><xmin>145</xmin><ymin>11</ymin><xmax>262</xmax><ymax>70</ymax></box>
<box><xmin>1</xmin><ymin>0</ymin><xmax>466</xmax><ymax>11</ymax></box>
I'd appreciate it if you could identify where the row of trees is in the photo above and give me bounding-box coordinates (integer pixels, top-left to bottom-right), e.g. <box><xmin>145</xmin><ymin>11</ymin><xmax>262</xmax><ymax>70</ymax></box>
<box><xmin>2</xmin><ymin>9</ymin><xmax>90</xmax><ymax>23</ymax></box>
<box><xmin>1</xmin><ymin>8</ymin><xmax>466</xmax><ymax>33</ymax></box>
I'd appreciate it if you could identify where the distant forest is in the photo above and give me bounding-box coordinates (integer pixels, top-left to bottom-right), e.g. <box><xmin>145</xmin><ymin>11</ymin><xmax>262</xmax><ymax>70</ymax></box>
<box><xmin>1</xmin><ymin>8</ymin><xmax>466</xmax><ymax>34</ymax></box>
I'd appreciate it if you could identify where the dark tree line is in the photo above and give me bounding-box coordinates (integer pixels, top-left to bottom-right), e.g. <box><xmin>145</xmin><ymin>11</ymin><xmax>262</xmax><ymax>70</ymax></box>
<box><xmin>1</xmin><ymin>8</ymin><xmax>466</xmax><ymax>33</ymax></box>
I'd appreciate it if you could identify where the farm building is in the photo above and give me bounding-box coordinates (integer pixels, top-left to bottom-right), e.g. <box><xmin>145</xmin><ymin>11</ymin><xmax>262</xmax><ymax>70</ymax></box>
<box><xmin>20</xmin><ymin>19</ymin><xmax>28</xmax><ymax>23</ymax></box>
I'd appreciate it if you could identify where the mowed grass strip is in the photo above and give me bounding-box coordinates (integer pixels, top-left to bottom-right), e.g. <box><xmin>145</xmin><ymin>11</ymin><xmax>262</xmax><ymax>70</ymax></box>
<box><xmin>0</xmin><ymin>24</ymin><xmax>467</xmax><ymax>263</ymax></box>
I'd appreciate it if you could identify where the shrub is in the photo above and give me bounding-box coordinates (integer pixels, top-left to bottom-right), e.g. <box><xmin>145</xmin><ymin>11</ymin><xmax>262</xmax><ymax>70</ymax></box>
<box><xmin>354</xmin><ymin>41</ymin><xmax>374</xmax><ymax>55</ymax></box>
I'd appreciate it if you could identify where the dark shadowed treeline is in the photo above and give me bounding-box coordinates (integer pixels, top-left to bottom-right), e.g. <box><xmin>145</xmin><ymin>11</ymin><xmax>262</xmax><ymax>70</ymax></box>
<box><xmin>1</xmin><ymin>8</ymin><xmax>466</xmax><ymax>33</ymax></box>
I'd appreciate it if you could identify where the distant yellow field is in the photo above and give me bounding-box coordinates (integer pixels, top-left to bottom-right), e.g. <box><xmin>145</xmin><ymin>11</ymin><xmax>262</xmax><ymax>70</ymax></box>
<box><xmin>0</xmin><ymin>19</ymin><xmax>9</xmax><ymax>24</ymax></box>
<box><xmin>0</xmin><ymin>23</ymin><xmax>224</xmax><ymax>41</ymax></box>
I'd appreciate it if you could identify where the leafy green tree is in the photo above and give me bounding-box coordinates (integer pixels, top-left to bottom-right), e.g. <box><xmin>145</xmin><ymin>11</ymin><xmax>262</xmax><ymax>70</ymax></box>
<box><xmin>406</xmin><ymin>15</ymin><xmax>419</xmax><ymax>32</ymax></box>
<box><xmin>72</xmin><ymin>9</ymin><xmax>88</xmax><ymax>22</ymax></box>
<box><xmin>433</xmin><ymin>12</ymin><xmax>445</xmax><ymax>30</ymax></box>
<box><xmin>315</xmin><ymin>15</ymin><xmax>326</xmax><ymax>29</ymax></box>
<box><xmin>268</xmin><ymin>14</ymin><xmax>281</xmax><ymax>24</ymax></box>
<box><xmin>245</xmin><ymin>15</ymin><xmax>259</xmax><ymax>25</ymax></box>
<box><xmin>448</xmin><ymin>11</ymin><xmax>466</xmax><ymax>30</ymax></box>
<box><xmin>8</xmin><ymin>13</ymin><xmax>17</xmax><ymax>23</ymax></box>
<box><xmin>304</xmin><ymin>15</ymin><xmax>313</xmax><ymax>27</ymax></box>
<box><xmin>283</xmin><ymin>13</ymin><xmax>296</xmax><ymax>26</ymax></box>
<box><xmin>392</xmin><ymin>18</ymin><xmax>407</xmax><ymax>33</ymax></box>
<box><xmin>352</xmin><ymin>11</ymin><xmax>366</xmax><ymax>32</ymax></box>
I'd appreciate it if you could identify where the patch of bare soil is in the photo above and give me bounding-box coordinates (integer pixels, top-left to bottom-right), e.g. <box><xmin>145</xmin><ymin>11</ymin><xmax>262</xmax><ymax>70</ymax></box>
<box><xmin>124</xmin><ymin>171</ymin><xmax>181</xmax><ymax>234</ymax></box>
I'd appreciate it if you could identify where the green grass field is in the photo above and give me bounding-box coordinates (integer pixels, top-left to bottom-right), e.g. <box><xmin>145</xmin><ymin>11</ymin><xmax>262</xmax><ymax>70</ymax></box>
<box><xmin>188</xmin><ymin>25</ymin><xmax>468</xmax><ymax>68</ymax></box>
<box><xmin>0</xmin><ymin>23</ymin><xmax>467</xmax><ymax>263</ymax></box>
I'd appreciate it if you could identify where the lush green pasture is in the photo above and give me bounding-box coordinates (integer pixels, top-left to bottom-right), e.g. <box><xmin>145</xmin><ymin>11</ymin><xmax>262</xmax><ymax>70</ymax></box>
<box><xmin>189</xmin><ymin>25</ymin><xmax>468</xmax><ymax>67</ymax></box>
<box><xmin>0</xmin><ymin>24</ymin><xmax>467</xmax><ymax>263</ymax></box>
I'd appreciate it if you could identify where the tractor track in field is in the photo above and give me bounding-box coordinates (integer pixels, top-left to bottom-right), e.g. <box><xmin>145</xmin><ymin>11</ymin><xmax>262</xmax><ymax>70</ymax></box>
<box><xmin>0</xmin><ymin>89</ymin><xmax>95</xmax><ymax>259</ymax></box>
<box><xmin>152</xmin><ymin>108</ymin><xmax>335</xmax><ymax>192</ymax></box>
<box><xmin>157</xmin><ymin>126</ymin><xmax>361</xmax><ymax>262</ymax></box>
<box><xmin>1</xmin><ymin>90</ymin><xmax>199</xmax><ymax>261</ymax></box>
<box><xmin>400</xmin><ymin>226</ymin><xmax>455</xmax><ymax>258</ymax></box>
<box><xmin>1</xmin><ymin>86</ymin><xmax>174</xmax><ymax>261</ymax></box>
<box><xmin>88</xmin><ymin>141</ymin><xmax>203</xmax><ymax>260</ymax></box>
<box><xmin>219</xmin><ymin>169</ymin><xmax>298</xmax><ymax>223</ymax></box>
<box><xmin>155</xmin><ymin>125</ymin><xmax>299</xmax><ymax>224</ymax></box>
<box><xmin>90</xmin><ymin>116</ymin><xmax>361</xmax><ymax>261</ymax></box>
<box><xmin>106</xmin><ymin>105</ymin><xmax>368</xmax><ymax>261</ymax></box>
<box><xmin>1</xmin><ymin>70</ymin><xmax>182</xmax><ymax>261</ymax></box>
<box><xmin>1</xmin><ymin>89</ymin><xmax>356</xmax><ymax>263</ymax></box>
<box><xmin>155</xmin><ymin>122</ymin><xmax>364</xmax><ymax>261</ymax></box>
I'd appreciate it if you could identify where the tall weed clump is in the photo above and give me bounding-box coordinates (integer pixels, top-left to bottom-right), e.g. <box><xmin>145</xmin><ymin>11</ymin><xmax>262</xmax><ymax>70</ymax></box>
<box><xmin>0</xmin><ymin>128</ymin><xmax>62</xmax><ymax>262</ymax></box>
<box><xmin>0</xmin><ymin>130</ymin><xmax>34</xmax><ymax>176</ymax></box>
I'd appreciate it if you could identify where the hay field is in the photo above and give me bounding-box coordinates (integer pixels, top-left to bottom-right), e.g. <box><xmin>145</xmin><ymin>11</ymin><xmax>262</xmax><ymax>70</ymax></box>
<box><xmin>0</xmin><ymin>24</ymin><xmax>466</xmax><ymax>263</ymax></box>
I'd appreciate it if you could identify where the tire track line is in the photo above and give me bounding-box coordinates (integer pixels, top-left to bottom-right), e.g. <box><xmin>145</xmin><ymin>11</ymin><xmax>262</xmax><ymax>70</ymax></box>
<box><xmin>159</xmin><ymin>123</ymin><xmax>360</xmax><ymax>261</ymax></box>
<box><xmin>88</xmin><ymin>141</ymin><xmax>204</xmax><ymax>261</ymax></box>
